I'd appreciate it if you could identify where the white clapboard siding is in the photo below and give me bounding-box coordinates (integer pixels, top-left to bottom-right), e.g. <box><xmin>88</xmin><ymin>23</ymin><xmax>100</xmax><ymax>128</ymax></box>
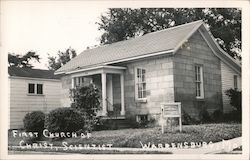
<box><xmin>220</xmin><ymin>62</ymin><xmax>241</xmax><ymax>113</ymax></box>
<box><xmin>9</xmin><ymin>77</ymin><xmax>62</xmax><ymax>129</ymax></box>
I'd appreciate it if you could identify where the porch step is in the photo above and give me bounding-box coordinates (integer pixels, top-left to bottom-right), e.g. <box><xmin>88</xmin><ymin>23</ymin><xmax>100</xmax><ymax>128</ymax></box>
<box><xmin>112</xmin><ymin>119</ymin><xmax>131</xmax><ymax>129</ymax></box>
<box><xmin>99</xmin><ymin>118</ymin><xmax>132</xmax><ymax>129</ymax></box>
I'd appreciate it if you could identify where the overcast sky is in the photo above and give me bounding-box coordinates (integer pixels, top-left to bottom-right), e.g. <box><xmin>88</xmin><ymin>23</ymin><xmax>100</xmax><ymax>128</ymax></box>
<box><xmin>1</xmin><ymin>1</ymin><xmax>108</xmax><ymax>69</ymax></box>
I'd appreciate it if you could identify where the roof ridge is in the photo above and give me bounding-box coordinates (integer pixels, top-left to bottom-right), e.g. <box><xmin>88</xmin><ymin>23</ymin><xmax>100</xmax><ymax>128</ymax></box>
<box><xmin>144</xmin><ymin>20</ymin><xmax>203</xmax><ymax>35</ymax></box>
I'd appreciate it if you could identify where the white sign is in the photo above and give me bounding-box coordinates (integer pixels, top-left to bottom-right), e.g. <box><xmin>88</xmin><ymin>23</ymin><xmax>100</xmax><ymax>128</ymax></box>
<box><xmin>161</xmin><ymin>102</ymin><xmax>182</xmax><ymax>133</ymax></box>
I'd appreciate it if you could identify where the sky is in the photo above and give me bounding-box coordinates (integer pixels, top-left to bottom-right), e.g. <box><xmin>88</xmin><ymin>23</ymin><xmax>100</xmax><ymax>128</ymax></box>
<box><xmin>1</xmin><ymin>1</ymin><xmax>249</xmax><ymax>70</ymax></box>
<box><xmin>1</xmin><ymin>1</ymin><xmax>108</xmax><ymax>69</ymax></box>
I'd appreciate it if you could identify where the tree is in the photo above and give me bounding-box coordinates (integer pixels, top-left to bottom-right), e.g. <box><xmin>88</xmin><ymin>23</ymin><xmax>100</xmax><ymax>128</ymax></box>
<box><xmin>8</xmin><ymin>51</ymin><xmax>40</xmax><ymax>68</ymax></box>
<box><xmin>97</xmin><ymin>8</ymin><xmax>241</xmax><ymax>59</ymax></box>
<box><xmin>48</xmin><ymin>47</ymin><xmax>77</xmax><ymax>70</ymax></box>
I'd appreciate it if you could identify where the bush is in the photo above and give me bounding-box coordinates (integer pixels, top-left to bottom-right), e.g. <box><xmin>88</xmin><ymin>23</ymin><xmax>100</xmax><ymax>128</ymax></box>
<box><xmin>45</xmin><ymin>107</ymin><xmax>85</xmax><ymax>133</ymax></box>
<box><xmin>125</xmin><ymin>117</ymin><xmax>140</xmax><ymax>128</ymax></box>
<box><xmin>223</xmin><ymin>111</ymin><xmax>241</xmax><ymax>122</ymax></box>
<box><xmin>211</xmin><ymin>109</ymin><xmax>223</xmax><ymax>122</ymax></box>
<box><xmin>125</xmin><ymin>116</ymin><xmax>155</xmax><ymax>129</ymax></box>
<box><xmin>70</xmin><ymin>84</ymin><xmax>101</xmax><ymax>119</ymax></box>
<box><xmin>225</xmin><ymin>88</ymin><xmax>242</xmax><ymax>122</ymax></box>
<box><xmin>199</xmin><ymin>108</ymin><xmax>211</xmax><ymax>123</ymax></box>
<box><xmin>23</xmin><ymin>111</ymin><xmax>45</xmax><ymax>135</ymax></box>
<box><xmin>182</xmin><ymin>110</ymin><xmax>198</xmax><ymax>125</ymax></box>
<box><xmin>225</xmin><ymin>88</ymin><xmax>241</xmax><ymax>112</ymax></box>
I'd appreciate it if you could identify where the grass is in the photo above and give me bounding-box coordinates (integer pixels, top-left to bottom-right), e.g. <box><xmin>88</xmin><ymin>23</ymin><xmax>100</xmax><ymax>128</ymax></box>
<box><xmin>49</xmin><ymin>123</ymin><xmax>242</xmax><ymax>148</ymax></box>
<box><xmin>8</xmin><ymin>123</ymin><xmax>241</xmax><ymax>154</ymax></box>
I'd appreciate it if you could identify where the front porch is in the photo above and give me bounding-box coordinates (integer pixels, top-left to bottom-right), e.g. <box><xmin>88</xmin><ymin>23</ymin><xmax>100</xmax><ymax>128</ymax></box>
<box><xmin>69</xmin><ymin>65</ymin><xmax>126</xmax><ymax>118</ymax></box>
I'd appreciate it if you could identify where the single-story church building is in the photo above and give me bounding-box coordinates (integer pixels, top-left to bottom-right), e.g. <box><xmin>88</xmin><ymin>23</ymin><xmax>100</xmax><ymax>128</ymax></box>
<box><xmin>55</xmin><ymin>20</ymin><xmax>241</xmax><ymax>123</ymax></box>
<box><xmin>8</xmin><ymin>67</ymin><xmax>62</xmax><ymax>129</ymax></box>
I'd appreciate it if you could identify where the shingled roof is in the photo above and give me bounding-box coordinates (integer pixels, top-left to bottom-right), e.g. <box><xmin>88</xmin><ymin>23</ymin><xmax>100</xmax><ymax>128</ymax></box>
<box><xmin>56</xmin><ymin>20</ymin><xmax>204</xmax><ymax>74</ymax></box>
<box><xmin>55</xmin><ymin>20</ymin><xmax>241</xmax><ymax>74</ymax></box>
<box><xmin>8</xmin><ymin>67</ymin><xmax>60</xmax><ymax>79</ymax></box>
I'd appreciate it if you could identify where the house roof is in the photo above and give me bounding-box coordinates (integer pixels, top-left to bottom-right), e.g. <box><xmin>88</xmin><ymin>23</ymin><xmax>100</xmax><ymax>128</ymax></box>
<box><xmin>8</xmin><ymin>67</ymin><xmax>60</xmax><ymax>80</ymax></box>
<box><xmin>56</xmin><ymin>20</ymin><xmax>204</xmax><ymax>74</ymax></box>
<box><xmin>55</xmin><ymin>20</ymin><xmax>241</xmax><ymax>75</ymax></box>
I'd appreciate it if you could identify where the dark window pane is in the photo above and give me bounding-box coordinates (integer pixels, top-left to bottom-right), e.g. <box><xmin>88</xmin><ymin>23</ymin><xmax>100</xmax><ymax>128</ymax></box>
<box><xmin>28</xmin><ymin>83</ymin><xmax>35</xmax><ymax>94</ymax></box>
<box><xmin>234</xmin><ymin>75</ymin><xmax>237</xmax><ymax>89</ymax></box>
<box><xmin>37</xmin><ymin>84</ymin><xmax>43</xmax><ymax>94</ymax></box>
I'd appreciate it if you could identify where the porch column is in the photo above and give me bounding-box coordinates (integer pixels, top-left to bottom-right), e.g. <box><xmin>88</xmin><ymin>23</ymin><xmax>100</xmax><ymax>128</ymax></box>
<box><xmin>102</xmin><ymin>72</ymin><xmax>107</xmax><ymax>116</ymax></box>
<box><xmin>120</xmin><ymin>73</ymin><xmax>125</xmax><ymax>116</ymax></box>
<box><xmin>71</xmin><ymin>77</ymin><xmax>75</xmax><ymax>88</ymax></box>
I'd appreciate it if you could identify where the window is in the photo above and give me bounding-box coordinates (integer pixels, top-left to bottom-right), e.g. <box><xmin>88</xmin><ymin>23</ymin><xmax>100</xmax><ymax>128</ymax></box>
<box><xmin>234</xmin><ymin>75</ymin><xmax>238</xmax><ymax>90</ymax></box>
<box><xmin>37</xmin><ymin>84</ymin><xmax>43</xmax><ymax>94</ymax></box>
<box><xmin>195</xmin><ymin>65</ymin><xmax>204</xmax><ymax>99</ymax></box>
<box><xmin>135</xmin><ymin>68</ymin><xmax>146</xmax><ymax>100</ymax></box>
<box><xmin>74</xmin><ymin>77</ymin><xmax>85</xmax><ymax>87</ymax></box>
<box><xmin>28</xmin><ymin>83</ymin><xmax>43</xmax><ymax>95</ymax></box>
<box><xmin>28</xmin><ymin>83</ymin><xmax>35</xmax><ymax>94</ymax></box>
<box><xmin>136</xmin><ymin>114</ymin><xmax>149</xmax><ymax>123</ymax></box>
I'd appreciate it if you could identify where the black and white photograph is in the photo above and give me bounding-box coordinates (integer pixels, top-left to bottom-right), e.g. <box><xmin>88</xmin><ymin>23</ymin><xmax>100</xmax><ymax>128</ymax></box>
<box><xmin>0</xmin><ymin>1</ymin><xmax>249</xmax><ymax>159</ymax></box>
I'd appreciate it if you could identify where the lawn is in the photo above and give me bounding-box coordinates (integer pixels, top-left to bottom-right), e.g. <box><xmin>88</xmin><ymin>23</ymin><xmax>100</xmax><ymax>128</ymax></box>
<box><xmin>8</xmin><ymin>123</ymin><xmax>241</xmax><ymax>154</ymax></box>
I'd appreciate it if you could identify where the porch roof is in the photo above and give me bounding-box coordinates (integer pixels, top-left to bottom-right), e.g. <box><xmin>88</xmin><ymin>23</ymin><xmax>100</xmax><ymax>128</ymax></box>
<box><xmin>56</xmin><ymin>20</ymin><xmax>203</xmax><ymax>74</ymax></box>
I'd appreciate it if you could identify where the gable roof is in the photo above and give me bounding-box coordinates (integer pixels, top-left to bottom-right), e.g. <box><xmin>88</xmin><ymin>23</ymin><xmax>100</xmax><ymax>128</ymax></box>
<box><xmin>55</xmin><ymin>20</ymin><xmax>241</xmax><ymax>75</ymax></box>
<box><xmin>56</xmin><ymin>20</ymin><xmax>203</xmax><ymax>74</ymax></box>
<box><xmin>8</xmin><ymin>67</ymin><xmax>60</xmax><ymax>80</ymax></box>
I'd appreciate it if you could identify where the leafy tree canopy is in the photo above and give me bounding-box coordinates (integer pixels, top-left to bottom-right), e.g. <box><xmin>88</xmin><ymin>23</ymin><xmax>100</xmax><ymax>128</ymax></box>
<box><xmin>48</xmin><ymin>47</ymin><xmax>77</xmax><ymax>70</ymax></box>
<box><xmin>8</xmin><ymin>51</ymin><xmax>40</xmax><ymax>68</ymax></box>
<box><xmin>97</xmin><ymin>8</ymin><xmax>241</xmax><ymax>59</ymax></box>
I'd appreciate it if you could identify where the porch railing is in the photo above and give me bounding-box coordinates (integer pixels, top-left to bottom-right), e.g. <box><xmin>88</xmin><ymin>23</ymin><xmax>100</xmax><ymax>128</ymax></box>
<box><xmin>105</xmin><ymin>98</ymin><xmax>121</xmax><ymax>118</ymax></box>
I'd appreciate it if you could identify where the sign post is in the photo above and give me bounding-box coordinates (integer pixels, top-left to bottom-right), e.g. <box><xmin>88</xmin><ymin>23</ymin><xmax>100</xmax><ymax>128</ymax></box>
<box><xmin>161</xmin><ymin>102</ymin><xmax>182</xmax><ymax>133</ymax></box>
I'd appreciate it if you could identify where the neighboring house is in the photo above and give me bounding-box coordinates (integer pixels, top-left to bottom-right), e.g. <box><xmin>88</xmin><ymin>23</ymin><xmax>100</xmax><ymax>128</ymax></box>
<box><xmin>55</xmin><ymin>20</ymin><xmax>241</xmax><ymax>123</ymax></box>
<box><xmin>8</xmin><ymin>67</ymin><xmax>62</xmax><ymax>129</ymax></box>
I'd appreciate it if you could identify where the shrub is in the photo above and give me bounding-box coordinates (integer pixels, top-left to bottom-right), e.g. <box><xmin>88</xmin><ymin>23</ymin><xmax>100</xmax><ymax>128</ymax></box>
<box><xmin>225</xmin><ymin>88</ymin><xmax>242</xmax><ymax>113</ymax></box>
<box><xmin>23</xmin><ymin>111</ymin><xmax>45</xmax><ymax>136</ymax></box>
<box><xmin>125</xmin><ymin>117</ymin><xmax>140</xmax><ymax>128</ymax></box>
<box><xmin>125</xmin><ymin>116</ymin><xmax>155</xmax><ymax>128</ymax></box>
<box><xmin>225</xmin><ymin>88</ymin><xmax>242</xmax><ymax>122</ymax></box>
<box><xmin>70</xmin><ymin>84</ymin><xmax>101</xmax><ymax>119</ymax></box>
<box><xmin>45</xmin><ymin>107</ymin><xmax>85</xmax><ymax>133</ymax></box>
<box><xmin>199</xmin><ymin>108</ymin><xmax>211</xmax><ymax>123</ymax></box>
<box><xmin>223</xmin><ymin>111</ymin><xmax>241</xmax><ymax>122</ymax></box>
<box><xmin>182</xmin><ymin>110</ymin><xmax>198</xmax><ymax>125</ymax></box>
<box><xmin>211</xmin><ymin>109</ymin><xmax>223</xmax><ymax>122</ymax></box>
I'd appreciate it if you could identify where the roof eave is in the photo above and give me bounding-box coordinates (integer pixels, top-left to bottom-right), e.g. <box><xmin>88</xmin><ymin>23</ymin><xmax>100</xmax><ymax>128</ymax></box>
<box><xmin>56</xmin><ymin>49</ymin><xmax>174</xmax><ymax>75</ymax></box>
<box><xmin>198</xmin><ymin>24</ymin><xmax>241</xmax><ymax>75</ymax></box>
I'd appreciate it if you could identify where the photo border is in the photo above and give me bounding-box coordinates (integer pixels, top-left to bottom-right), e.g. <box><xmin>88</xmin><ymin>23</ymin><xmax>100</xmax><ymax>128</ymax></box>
<box><xmin>1</xmin><ymin>0</ymin><xmax>249</xmax><ymax>159</ymax></box>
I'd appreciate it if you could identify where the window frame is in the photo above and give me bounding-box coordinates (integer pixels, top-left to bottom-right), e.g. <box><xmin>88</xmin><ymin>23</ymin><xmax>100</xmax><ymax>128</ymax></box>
<box><xmin>195</xmin><ymin>65</ymin><xmax>204</xmax><ymax>99</ymax></box>
<box><xmin>28</xmin><ymin>83</ymin><xmax>44</xmax><ymax>95</ymax></box>
<box><xmin>135</xmin><ymin>67</ymin><xmax>147</xmax><ymax>101</ymax></box>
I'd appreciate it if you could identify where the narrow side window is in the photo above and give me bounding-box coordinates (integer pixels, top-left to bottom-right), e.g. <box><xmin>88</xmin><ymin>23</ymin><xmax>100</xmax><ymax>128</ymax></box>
<box><xmin>195</xmin><ymin>65</ymin><xmax>204</xmax><ymax>99</ymax></box>
<box><xmin>234</xmin><ymin>75</ymin><xmax>238</xmax><ymax>90</ymax></box>
<box><xmin>37</xmin><ymin>84</ymin><xmax>43</xmax><ymax>94</ymax></box>
<box><xmin>28</xmin><ymin>83</ymin><xmax>35</xmax><ymax>94</ymax></box>
<box><xmin>135</xmin><ymin>68</ymin><xmax>146</xmax><ymax>100</ymax></box>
